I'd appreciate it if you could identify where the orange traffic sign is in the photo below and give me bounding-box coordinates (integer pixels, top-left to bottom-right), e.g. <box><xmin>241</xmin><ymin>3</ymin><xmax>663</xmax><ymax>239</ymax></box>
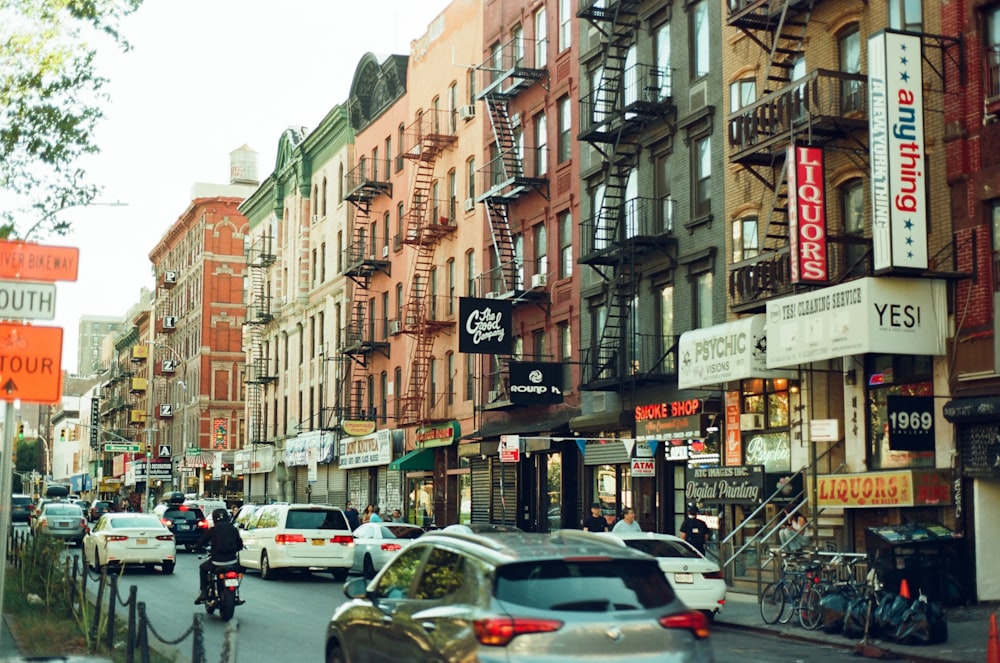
<box><xmin>0</xmin><ymin>240</ymin><xmax>79</xmax><ymax>282</ymax></box>
<box><xmin>0</xmin><ymin>323</ymin><xmax>63</xmax><ymax>403</ymax></box>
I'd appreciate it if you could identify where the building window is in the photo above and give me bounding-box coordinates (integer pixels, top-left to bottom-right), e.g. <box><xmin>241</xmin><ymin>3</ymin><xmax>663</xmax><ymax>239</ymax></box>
<box><xmin>429</xmin><ymin>357</ymin><xmax>438</xmax><ymax>410</ymax></box>
<box><xmin>732</xmin><ymin>217</ymin><xmax>759</xmax><ymax>263</ymax></box>
<box><xmin>396</xmin><ymin>282</ymin><xmax>403</xmax><ymax>321</ymax></box>
<box><xmin>557</xmin><ymin>96</ymin><xmax>571</xmax><ymax>163</ymax></box>
<box><xmin>839</xmin><ymin>26</ymin><xmax>862</xmax><ymax>113</ymax></box>
<box><xmin>843</xmin><ymin>179</ymin><xmax>866</xmax><ymax>275</ymax></box>
<box><xmin>446</xmin><ymin>258</ymin><xmax>456</xmax><ymax>315</ymax></box>
<box><xmin>690</xmin><ymin>0</ymin><xmax>709</xmax><ymax>79</ymax></box>
<box><xmin>558</xmin><ymin>211</ymin><xmax>572</xmax><ymax>279</ymax></box>
<box><xmin>379</xmin><ymin>371</ymin><xmax>388</xmax><ymax>424</ymax></box>
<box><xmin>730</xmin><ymin>78</ymin><xmax>756</xmax><ymax>112</ymax></box>
<box><xmin>396</xmin><ymin>123</ymin><xmax>405</xmax><ymax>172</ymax></box>
<box><xmin>467</xmin><ymin>67</ymin><xmax>476</xmax><ymax>105</ymax></box>
<box><xmin>394</xmin><ymin>367</ymin><xmax>402</xmax><ymax>420</ymax></box>
<box><xmin>534</xmin><ymin>111</ymin><xmax>548</xmax><ymax>176</ymax></box>
<box><xmin>466</xmin><ymin>156</ymin><xmax>476</xmax><ymax>202</ymax></box>
<box><xmin>513</xmin><ymin>232</ymin><xmax>524</xmax><ymax>290</ymax></box>
<box><xmin>384</xmin><ymin>137</ymin><xmax>392</xmax><ymax>180</ymax></box>
<box><xmin>535</xmin><ymin>6</ymin><xmax>547</xmax><ymax>67</ymax></box>
<box><xmin>889</xmin><ymin>0</ymin><xmax>922</xmax><ymax>32</ymax></box>
<box><xmin>659</xmin><ymin>285</ymin><xmax>675</xmax><ymax>372</ymax></box>
<box><xmin>465</xmin><ymin>353</ymin><xmax>474</xmax><ymax>401</ymax></box>
<box><xmin>693</xmin><ymin>271</ymin><xmax>713</xmax><ymax>329</ymax></box>
<box><xmin>466</xmin><ymin>249</ymin><xmax>476</xmax><ymax>296</ymax></box>
<box><xmin>693</xmin><ymin>135</ymin><xmax>711</xmax><ymax>217</ymax></box>
<box><xmin>532</xmin><ymin>329</ymin><xmax>547</xmax><ymax>360</ymax></box>
<box><xmin>396</xmin><ymin>202</ymin><xmax>405</xmax><ymax>249</ymax></box>
<box><xmin>865</xmin><ymin>354</ymin><xmax>934</xmax><ymax>470</ymax></box>
<box><xmin>533</xmin><ymin>223</ymin><xmax>548</xmax><ymax>279</ymax></box>
<box><xmin>558</xmin><ymin>0</ymin><xmax>571</xmax><ymax>51</ymax></box>
<box><xmin>446</xmin><ymin>352</ymin><xmax>455</xmax><ymax>406</ymax></box>
<box><xmin>558</xmin><ymin>322</ymin><xmax>572</xmax><ymax>391</ymax></box>
<box><xmin>320</xmin><ymin>242</ymin><xmax>326</xmax><ymax>282</ymax></box>
<box><xmin>448</xmin><ymin>82</ymin><xmax>458</xmax><ymax>134</ymax></box>
<box><xmin>512</xmin><ymin>23</ymin><xmax>524</xmax><ymax>68</ymax></box>
<box><xmin>654</xmin><ymin>20</ymin><xmax>671</xmax><ymax>99</ymax></box>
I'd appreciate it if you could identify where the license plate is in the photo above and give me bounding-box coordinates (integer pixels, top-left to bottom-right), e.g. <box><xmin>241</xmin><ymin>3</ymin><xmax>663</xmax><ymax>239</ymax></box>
<box><xmin>311</xmin><ymin>539</ymin><xmax>325</xmax><ymax>546</ymax></box>
<box><xmin>136</xmin><ymin>538</ymin><xmax>147</xmax><ymax>545</ymax></box>
<box><xmin>674</xmin><ymin>573</ymin><xmax>694</xmax><ymax>584</ymax></box>
<box><xmin>224</xmin><ymin>578</ymin><xmax>239</xmax><ymax>587</ymax></box>
<box><xmin>57</xmin><ymin>521</ymin><xmax>70</xmax><ymax>527</ymax></box>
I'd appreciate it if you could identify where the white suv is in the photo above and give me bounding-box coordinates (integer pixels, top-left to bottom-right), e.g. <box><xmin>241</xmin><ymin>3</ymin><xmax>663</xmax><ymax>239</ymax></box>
<box><xmin>239</xmin><ymin>503</ymin><xmax>354</xmax><ymax>581</ymax></box>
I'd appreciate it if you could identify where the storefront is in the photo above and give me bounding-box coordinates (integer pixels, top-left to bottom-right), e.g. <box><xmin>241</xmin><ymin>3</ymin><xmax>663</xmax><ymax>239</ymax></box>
<box><xmin>684</xmin><ymin>464</ymin><xmax>766</xmax><ymax>567</ymax></box>
<box><xmin>340</xmin><ymin>428</ymin><xmax>405</xmax><ymax>515</ymax></box>
<box><xmin>284</xmin><ymin>431</ymin><xmax>340</xmax><ymax>504</ymax></box>
<box><xmin>233</xmin><ymin>444</ymin><xmax>276</xmax><ymax>504</ymax></box>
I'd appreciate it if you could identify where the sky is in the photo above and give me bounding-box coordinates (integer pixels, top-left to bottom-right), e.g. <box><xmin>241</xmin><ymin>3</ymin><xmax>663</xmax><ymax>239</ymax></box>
<box><xmin>50</xmin><ymin>0</ymin><xmax>452</xmax><ymax>371</ymax></box>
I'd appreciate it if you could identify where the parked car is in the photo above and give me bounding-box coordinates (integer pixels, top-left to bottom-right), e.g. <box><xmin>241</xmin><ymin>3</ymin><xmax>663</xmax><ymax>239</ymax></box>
<box><xmin>152</xmin><ymin>502</ymin><xmax>209</xmax><ymax>552</ymax></box>
<box><xmin>83</xmin><ymin>512</ymin><xmax>176</xmax><ymax>574</ymax></box>
<box><xmin>88</xmin><ymin>500</ymin><xmax>114</xmax><ymax>522</ymax></box>
<box><xmin>602</xmin><ymin>531</ymin><xmax>727</xmax><ymax>620</ymax></box>
<box><xmin>11</xmin><ymin>494</ymin><xmax>34</xmax><ymax>523</ymax></box>
<box><xmin>239</xmin><ymin>503</ymin><xmax>354</xmax><ymax>581</ymax></box>
<box><xmin>32</xmin><ymin>502</ymin><xmax>88</xmax><ymax>547</ymax></box>
<box><xmin>232</xmin><ymin>503</ymin><xmax>259</xmax><ymax>529</ymax></box>
<box><xmin>350</xmin><ymin>521</ymin><xmax>424</xmax><ymax>579</ymax></box>
<box><xmin>326</xmin><ymin>529</ymin><xmax>712</xmax><ymax>662</ymax></box>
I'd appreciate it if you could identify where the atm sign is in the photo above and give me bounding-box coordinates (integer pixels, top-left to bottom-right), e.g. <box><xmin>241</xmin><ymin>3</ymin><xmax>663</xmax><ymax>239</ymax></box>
<box><xmin>631</xmin><ymin>459</ymin><xmax>655</xmax><ymax>477</ymax></box>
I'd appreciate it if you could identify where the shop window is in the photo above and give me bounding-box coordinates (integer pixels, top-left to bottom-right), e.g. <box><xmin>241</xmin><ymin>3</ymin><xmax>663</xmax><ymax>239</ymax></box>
<box><xmin>866</xmin><ymin>354</ymin><xmax>935</xmax><ymax>470</ymax></box>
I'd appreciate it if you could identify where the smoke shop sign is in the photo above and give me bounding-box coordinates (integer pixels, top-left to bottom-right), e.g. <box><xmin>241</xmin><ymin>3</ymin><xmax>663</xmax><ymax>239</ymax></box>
<box><xmin>685</xmin><ymin>465</ymin><xmax>765</xmax><ymax>504</ymax></box>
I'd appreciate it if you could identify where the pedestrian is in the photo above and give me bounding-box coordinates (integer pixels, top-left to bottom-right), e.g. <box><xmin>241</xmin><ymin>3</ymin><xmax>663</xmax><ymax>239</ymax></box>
<box><xmin>582</xmin><ymin>501</ymin><xmax>609</xmax><ymax>532</ymax></box>
<box><xmin>612</xmin><ymin>507</ymin><xmax>642</xmax><ymax>533</ymax></box>
<box><xmin>779</xmin><ymin>500</ymin><xmax>810</xmax><ymax>552</ymax></box>
<box><xmin>360</xmin><ymin>504</ymin><xmax>374</xmax><ymax>524</ymax></box>
<box><xmin>679</xmin><ymin>504</ymin><xmax>708</xmax><ymax>554</ymax></box>
<box><xmin>369</xmin><ymin>505</ymin><xmax>383</xmax><ymax>523</ymax></box>
<box><xmin>344</xmin><ymin>501</ymin><xmax>360</xmax><ymax>530</ymax></box>
<box><xmin>391</xmin><ymin>508</ymin><xmax>402</xmax><ymax>522</ymax></box>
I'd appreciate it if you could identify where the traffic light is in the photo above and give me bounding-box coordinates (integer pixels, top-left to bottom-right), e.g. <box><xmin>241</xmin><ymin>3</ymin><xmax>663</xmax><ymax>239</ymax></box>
<box><xmin>69</xmin><ymin>429</ymin><xmax>76</xmax><ymax>441</ymax></box>
<box><xmin>59</xmin><ymin>429</ymin><xmax>66</xmax><ymax>442</ymax></box>
<box><xmin>146</xmin><ymin>444</ymin><xmax>152</xmax><ymax>457</ymax></box>
<box><xmin>16</xmin><ymin>423</ymin><xmax>23</xmax><ymax>440</ymax></box>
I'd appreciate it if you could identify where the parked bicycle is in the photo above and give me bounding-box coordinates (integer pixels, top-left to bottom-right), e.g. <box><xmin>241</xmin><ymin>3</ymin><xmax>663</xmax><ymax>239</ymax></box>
<box><xmin>759</xmin><ymin>549</ymin><xmax>822</xmax><ymax>625</ymax></box>
<box><xmin>798</xmin><ymin>551</ymin><xmax>867</xmax><ymax>630</ymax></box>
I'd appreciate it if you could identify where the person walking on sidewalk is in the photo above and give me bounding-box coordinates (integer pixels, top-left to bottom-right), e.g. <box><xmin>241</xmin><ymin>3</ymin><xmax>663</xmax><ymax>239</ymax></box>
<box><xmin>582</xmin><ymin>502</ymin><xmax>609</xmax><ymax>532</ymax></box>
<box><xmin>612</xmin><ymin>507</ymin><xmax>642</xmax><ymax>533</ymax></box>
<box><xmin>679</xmin><ymin>504</ymin><xmax>708</xmax><ymax>554</ymax></box>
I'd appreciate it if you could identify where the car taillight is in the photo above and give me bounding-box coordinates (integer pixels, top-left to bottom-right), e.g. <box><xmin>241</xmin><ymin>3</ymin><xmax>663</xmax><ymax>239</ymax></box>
<box><xmin>380</xmin><ymin>543</ymin><xmax>402</xmax><ymax>552</ymax></box>
<box><xmin>702</xmin><ymin>570</ymin><xmax>724</xmax><ymax>580</ymax></box>
<box><xmin>330</xmin><ymin>535</ymin><xmax>354</xmax><ymax>545</ymax></box>
<box><xmin>107</xmin><ymin>535</ymin><xmax>129</xmax><ymax>542</ymax></box>
<box><xmin>473</xmin><ymin>617</ymin><xmax>563</xmax><ymax>646</ymax></box>
<box><xmin>161</xmin><ymin>518</ymin><xmax>172</xmax><ymax>527</ymax></box>
<box><xmin>275</xmin><ymin>533</ymin><xmax>307</xmax><ymax>544</ymax></box>
<box><xmin>155</xmin><ymin>535</ymin><xmax>174</xmax><ymax>541</ymax></box>
<box><xmin>197</xmin><ymin>519</ymin><xmax>210</xmax><ymax>529</ymax></box>
<box><xmin>659</xmin><ymin>610</ymin><xmax>710</xmax><ymax>639</ymax></box>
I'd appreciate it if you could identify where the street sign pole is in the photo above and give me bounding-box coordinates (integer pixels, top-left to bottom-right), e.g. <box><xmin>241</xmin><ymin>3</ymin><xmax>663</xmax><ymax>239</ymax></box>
<box><xmin>0</xmin><ymin>401</ymin><xmax>15</xmax><ymax>654</ymax></box>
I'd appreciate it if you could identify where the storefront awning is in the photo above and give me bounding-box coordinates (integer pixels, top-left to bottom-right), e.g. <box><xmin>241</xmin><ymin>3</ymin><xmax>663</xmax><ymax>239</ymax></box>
<box><xmin>461</xmin><ymin>407</ymin><xmax>579</xmax><ymax>440</ymax></box>
<box><xmin>388</xmin><ymin>448</ymin><xmax>435</xmax><ymax>472</ymax></box>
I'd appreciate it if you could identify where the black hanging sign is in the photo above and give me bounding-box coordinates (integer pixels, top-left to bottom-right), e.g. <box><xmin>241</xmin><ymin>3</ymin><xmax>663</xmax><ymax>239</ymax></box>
<box><xmin>459</xmin><ymin>297</ymin><xmax>512</xmax><ymax>354</ymax></box>
<box><xmin>508</xmin><ymin>361</ymin><xmax>564</xmax><ymax>405</ymax></box>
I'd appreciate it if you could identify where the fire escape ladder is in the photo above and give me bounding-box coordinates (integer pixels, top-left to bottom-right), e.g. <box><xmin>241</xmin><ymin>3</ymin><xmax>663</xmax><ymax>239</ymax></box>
<box><xmin>344</xmin><ymin>201</ymin><xmax>373</xmax><ymax>420</ymax></box>
<box><xmin>485</xmin><ymin>199</ymin><xmax>516</xmax><ymax>293</ymax></box>
<box><xmin>484</xmin><ymin>95</ymin><xmax>519</xmax><ymax>179</ymax></box>
<box><xmin>762</xmin><ymin>0</ymin><xmax>815</xmax><ymax>94</ymax></box>
<box><xmin>244</xmin><ymin>233</ymin><xmax>275</xmax><ymax>445</ymax></box>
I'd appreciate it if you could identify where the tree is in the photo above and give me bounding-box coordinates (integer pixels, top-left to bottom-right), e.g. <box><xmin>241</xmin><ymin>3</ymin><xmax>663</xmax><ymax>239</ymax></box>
<box><xmin>0</xmin><ymin>0</ymin><xmax>142</xmax><ymax>239</ymax></box>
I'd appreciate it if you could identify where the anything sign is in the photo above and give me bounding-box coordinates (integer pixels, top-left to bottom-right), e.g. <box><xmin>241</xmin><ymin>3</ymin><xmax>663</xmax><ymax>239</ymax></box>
<box><xmin>508</xmin><ymin>361</ymin><xmax>563</xmax><ymax>404</ymax></box>
<box><xmin>886</xmin><ymin>395</ymin><xmax>934</xmax><ymax>451</ymax></box>
<box><xmin>685</xmin><ymin>465</ymin><xmax>765</xmax><ymax>504</ymax></box>
<box><xmin>817</xmin><ymin>470</ymin><xmax>914</xmax><ymax>508</ymax></box>
<box><xmin>458</xmin><ymin>297</ymin><xmax>512</xmax><ymax>354</ymax></box>
<box><xmin>0</xmin><ymin>280</ymin><xmax>56</xmax><ymax>320</ymax></box>
<box><xmin>499</xmin><ymin>435</ymin><xmax>520</xmax><ymax>463</ymax></box>
<box><xmin>0</xmin><ymin>240</ymin><xmax>79</xmax><ymax>281</ymax></box>
<box><xmin>0</xmin><ymin>323</ymin><xmax>63</xmax><ymax>403</ymax></box>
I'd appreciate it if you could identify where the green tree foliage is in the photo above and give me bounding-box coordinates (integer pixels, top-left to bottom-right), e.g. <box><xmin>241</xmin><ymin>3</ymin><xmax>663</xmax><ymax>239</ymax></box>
<box><xmin>15</xmin><ymin>437</ymin><xmax>41</xmax><ymax>472</ymax></box>
<box><xmin>0</xmin><ymin>0</ymin><xmax>142</xmax><ymax>239</ymax></box>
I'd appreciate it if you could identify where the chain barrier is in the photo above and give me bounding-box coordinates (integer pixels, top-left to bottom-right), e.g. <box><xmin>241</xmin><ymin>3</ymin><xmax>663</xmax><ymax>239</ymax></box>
<box><xmin>138</xmin><ymin>600</ymin><xmax>207</xmax><ymax>663</ymax></box>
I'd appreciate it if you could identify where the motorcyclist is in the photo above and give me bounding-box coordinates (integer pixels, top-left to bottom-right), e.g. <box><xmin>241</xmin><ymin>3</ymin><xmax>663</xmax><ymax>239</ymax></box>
<box><xmin>194</xmin><ymin>508</ymin><xmax>243</xmax><ymax>604</ymax></box>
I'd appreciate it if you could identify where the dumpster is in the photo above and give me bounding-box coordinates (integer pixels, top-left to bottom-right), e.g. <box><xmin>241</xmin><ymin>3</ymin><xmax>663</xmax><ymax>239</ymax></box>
<box><xmin>865</xmin><ymin>522</ymin><xmax>967</xmax><ymax>606</ymax></box>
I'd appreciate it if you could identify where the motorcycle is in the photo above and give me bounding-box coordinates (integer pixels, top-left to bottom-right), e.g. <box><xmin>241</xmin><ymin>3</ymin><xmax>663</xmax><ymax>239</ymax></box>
<box><xmin>199</xmin><ymin>555</ymin><xmax>245</xmax><ymax>621</ymax></box>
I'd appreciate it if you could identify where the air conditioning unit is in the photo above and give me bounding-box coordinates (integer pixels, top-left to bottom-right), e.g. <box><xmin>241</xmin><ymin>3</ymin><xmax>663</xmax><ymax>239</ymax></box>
<box><xmin>531</xmin><ymin>273</ymin><xmax>547</xmax><ymax>288</ymax></box>
<box><xmin>161</xmin><ymin>359</ymin><xmax>177</xmax><ymax>374</ymax></box>
<box><xmin>740</xmin><ymin>413</ymin><xmax>765</xmax><ymax>430</ymax></box>
<box><xmin>158</xmin><ymin>404</ymin><xmax>173</xmax><ymax>418</ymax></box>
<box><xmin>689</xmin><ymin>80</ymin><xmax>707</xmax><ymax>113</ymax></box>
<box><xmin>458</xmin><ymin>104</ymin><xmax>476</xmax><ymax>121</ymax></box>
<box><xmin>464</xmin><ymin>198</ymin><xmax>475</xmax><ymax>212</ymax></box>
<box><xmin>488</xmin><ymin>389</ymin><xmax>502</xmax><ymax>403</ymax></box>
<box><xmin>484</xmin><ymin>291</ymin><xmax>499</xmax><ymax>299</ymax></box>
<box><xmin>510</xmin><ymin>112</ymin><xmax>521</xmax><ymax>128</ymax></box>
<box><xmin>311</xmin><ymin>214</ymin><xmax>319</xmax><ymax>223</ymax></box>
<box><xmin>389</xmin><ymin>320</ymin><xmax>402</xmax><ymax>335</ymax></box>
<box><xmin>163</xmin><ymin>270</ymin><xmax>178</xmax><ymax>284</ymax></box>
<box><xmin>381</xmin><ymin>245</ymin><xmax>389</xmax><ymax>258</ymax></box>
<box><xmin>162</xmin><ymin>316</ymin><xmax>177</xmax><ymax>329</ymax></box>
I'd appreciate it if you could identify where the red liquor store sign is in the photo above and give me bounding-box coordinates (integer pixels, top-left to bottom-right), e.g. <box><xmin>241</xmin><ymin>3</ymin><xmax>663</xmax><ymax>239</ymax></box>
<box><xmin>787</xmin><ymin>145</ymin><xmax>828</xmax><ymax>284</ymax></box>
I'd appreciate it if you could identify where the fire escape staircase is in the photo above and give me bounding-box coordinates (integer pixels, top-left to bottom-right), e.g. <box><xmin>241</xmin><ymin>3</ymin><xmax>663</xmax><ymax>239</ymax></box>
<box><xmin>343</xmin><ymin>160</ymin><xmax>394</xmax><ymax>419</ymax></box>
<box><xmin>399</xmin><ymin>112</ymin><xmax>457</xmax><ymax>426</ymax></box>
<box><xmin>244</xmin><ymin>233</ymin><xmax>276</xmax><ymax>445</ymax></box>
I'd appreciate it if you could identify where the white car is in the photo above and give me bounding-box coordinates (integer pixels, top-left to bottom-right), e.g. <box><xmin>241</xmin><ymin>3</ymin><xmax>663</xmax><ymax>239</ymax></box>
<box><xmin>239</xmin><ymin>503</ymin><xmax>355</xmax><ymax>581</ymax></box>
<box><xmin>350</xmin><ymin>522</ymin><xmax>424</xmax><ymax>579</ymax></box>
<box><xmin>602</xmin><ymin>531</ymin><xmax>726</xmax><ymax>618</ymax></box>
<box><xmin>83</xmin><ymin>512</ymin><xmax>176</xmax><ymax>574</ymax></box>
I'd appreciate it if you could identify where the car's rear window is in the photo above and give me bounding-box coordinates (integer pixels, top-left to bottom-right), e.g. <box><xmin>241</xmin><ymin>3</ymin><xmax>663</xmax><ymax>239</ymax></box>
<box><xmin>383</xmin><ymin>525</ymin><xmax>424</xmax><ymax>539</ymax></box>
<box><xmin>45</xmin><ymin>505</ymin><xmax>83</xmax><ymax>517</ymax></box>
<box><xmin>12</xmin><ymin>496</ymin><xmax>32</xmax><ymax>505</ymax></box>
<box><xmin>164</xmin><ymin>509</ymin><xmax>203</xmax><ymax>522</ymax></box>
<box><xmin>624</xmin><ymin>538</ymin><xmax>703</xmax><ymax>559</ymax></box>
<box><xmin>113</xmin><ymin>516</ymin><xmax>163</xmax><ymax>529</ymax></box>
<box><xmin>286</xmin><ymin>509</ymin><xmax>348</xmax><ymax>530</ymax></box>
<box><xmin>495</xmin><ymin>559</ymin><xmax>676</xmax><ymax>611</ymax></box>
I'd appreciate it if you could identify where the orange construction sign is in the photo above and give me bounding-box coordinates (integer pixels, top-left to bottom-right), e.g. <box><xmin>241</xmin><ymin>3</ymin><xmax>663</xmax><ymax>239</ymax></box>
<box><xmin>0</xmin><ymin>323</ymin><xmax>63</xmax><ymax>404</ymax></box>
<box><xmin>0</xmin><ymin>240</ymin><xmax>79</xmax><ymax>282</ymax></box>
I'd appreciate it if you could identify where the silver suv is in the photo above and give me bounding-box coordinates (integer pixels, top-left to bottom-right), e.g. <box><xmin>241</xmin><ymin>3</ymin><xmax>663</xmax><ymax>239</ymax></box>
<box><xmin>325</xmin><ymin>529</ymin><xmax>713</xmax><ymax>662</ymax></box>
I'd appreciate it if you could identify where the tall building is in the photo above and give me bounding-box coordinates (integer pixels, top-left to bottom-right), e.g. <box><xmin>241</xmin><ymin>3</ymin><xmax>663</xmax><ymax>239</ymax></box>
<box><xmin>76</xmin><ymin>314</ymin><xmax>126</xmax><ymax>374</ymax></box>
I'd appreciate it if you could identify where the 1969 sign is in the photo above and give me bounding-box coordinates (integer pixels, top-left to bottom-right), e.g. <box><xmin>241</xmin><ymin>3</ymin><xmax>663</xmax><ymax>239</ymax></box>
<box><xmin>886</xmin><ymin>395</ymin><xmax>934</xmax><ymax>452</ymax></box>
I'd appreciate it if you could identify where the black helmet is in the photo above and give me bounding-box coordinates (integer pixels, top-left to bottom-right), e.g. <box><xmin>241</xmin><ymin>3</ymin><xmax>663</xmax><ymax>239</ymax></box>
<box><xmin>212</xmin><ymin>508</ymin><xmax>230</xmax><ymax>524</ymax></box>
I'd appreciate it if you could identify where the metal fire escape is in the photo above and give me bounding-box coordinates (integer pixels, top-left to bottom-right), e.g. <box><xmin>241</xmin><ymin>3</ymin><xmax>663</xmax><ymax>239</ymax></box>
<box><xmin>244</xmin><ymin>232</ymin><xmax>276</xmax><ymax>445</ymax></box>
<box><xmin>343</xmin><ymin>156</ymin><xmax>393</xmax><ymax>420</ymax></box>
<box><xmin>397</xmin><ymin>111</ymin><xmax>457</xmax><ymax>425</ymax></box>
<box><xmin>474</xmin><ymin>33</ymin><xmax>550</xmax><ymax>408</ymax></box>
<box><xmin>578</xmin><ymin>0</ymin><xmax>675</xmax><ymax>391</ymax></box>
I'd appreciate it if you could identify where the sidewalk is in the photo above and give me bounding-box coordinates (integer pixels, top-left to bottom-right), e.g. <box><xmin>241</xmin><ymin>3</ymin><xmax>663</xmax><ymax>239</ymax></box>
<box><xmin>715</xmin><ymin>591</ymin><xmax>993</xmax><ymax>662</ymax></box>
<box><xmin>0</xmin><ymin>613</ymin><xmax>23</xmax><ymax>659</ymax></box>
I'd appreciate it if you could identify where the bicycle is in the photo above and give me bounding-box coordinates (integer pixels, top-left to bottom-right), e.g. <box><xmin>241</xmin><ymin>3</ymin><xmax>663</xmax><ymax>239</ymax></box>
<box><xmin>798</xmin><ymin>552</ymin><xmax>866</xmax><ymax>630</ymax></box>
<box><xmin>759</xmin><ymin>549</ymin><xmax>821</xmax><ymax>625</ymax></box>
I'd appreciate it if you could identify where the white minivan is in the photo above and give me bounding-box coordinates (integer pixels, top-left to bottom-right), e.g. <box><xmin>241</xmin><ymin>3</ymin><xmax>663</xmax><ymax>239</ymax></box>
<box><xmin>239</xmin><ymin>503</ymin><xmax>354</xmax><ymax>581</ymax></box>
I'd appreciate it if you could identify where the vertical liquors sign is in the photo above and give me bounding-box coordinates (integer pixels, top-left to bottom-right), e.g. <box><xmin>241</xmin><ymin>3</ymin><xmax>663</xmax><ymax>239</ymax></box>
<box><xmin>787</xmin><ymin>145</ymin><xmax>828</xmax><ymax>284</ymax></box>
<box><xmin>868</xmin><ymin>30</ymin><xmax>928</xmax><ymax>272</ymax></box>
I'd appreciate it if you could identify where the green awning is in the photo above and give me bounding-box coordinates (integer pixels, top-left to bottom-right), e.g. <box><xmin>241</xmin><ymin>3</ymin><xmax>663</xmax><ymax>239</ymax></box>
<box><xmin>388</xmin><ymin>448</ymin><xmax>435</xmax><ymax>472</ymax></box>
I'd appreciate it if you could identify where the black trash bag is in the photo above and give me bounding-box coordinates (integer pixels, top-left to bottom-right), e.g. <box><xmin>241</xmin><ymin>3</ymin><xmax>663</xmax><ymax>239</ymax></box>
<box><xmin>895</xmin><ymin>599</ymin><xmax>948</xmax><ymax>646</ymax></box>
<box><xmin>820</xmin><ymin>590</ymin><xmax>849</xmax><ymax>634</ymax></box>
<box><xmin>843</xmin><ymin>595</ymin><xmax>871</xmax><ymax>639</ymax></box>
<box><xmin>876</xmin><ymin>592</ymin><xmax>913</xmax><ymax>641</ymax></box>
